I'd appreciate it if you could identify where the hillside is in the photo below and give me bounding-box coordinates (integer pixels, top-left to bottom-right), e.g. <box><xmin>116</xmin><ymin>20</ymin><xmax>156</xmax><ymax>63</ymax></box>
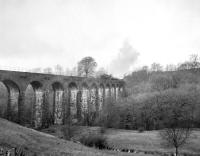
<box><xmin>124</xmin><ymin>69</ymin><xmax>200</xmax><ymax>95</ymax></box>
<box><xmin>41</xmin><ymin>125</ymin><xmax>200</xmax><ymax>155</ymax></box>
<box><xmin>0</xmin><ymin>118</ymin><xmax>137</xmax><ymax>156</ymax></box>
<box><xmin>105</xmin><ymin>129</ymin><xmax>200</xmax><ymax>155</ymax></box>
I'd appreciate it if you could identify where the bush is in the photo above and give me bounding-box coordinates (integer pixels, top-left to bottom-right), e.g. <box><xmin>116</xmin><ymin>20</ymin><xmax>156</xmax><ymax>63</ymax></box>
<box><xmin>138</xmin><ymin>127</ymin><xmax>145</xmax><ymax>133</ymax></box>
<box><xmin>61</xmin><ymin>125</ymin><xmax>74</xmax><ymax>140</ymax></box>
<box><xmin>79</xmin><ymin>133</ymin><xmax>108</xmax><ymax>149</ymax></box>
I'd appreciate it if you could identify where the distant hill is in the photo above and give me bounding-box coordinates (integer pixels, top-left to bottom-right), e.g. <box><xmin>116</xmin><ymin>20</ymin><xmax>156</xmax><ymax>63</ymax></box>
<box><xmin>124</xmin><ymin>68</ymin><xmax>200</xmax><ymax>95</ymax></box>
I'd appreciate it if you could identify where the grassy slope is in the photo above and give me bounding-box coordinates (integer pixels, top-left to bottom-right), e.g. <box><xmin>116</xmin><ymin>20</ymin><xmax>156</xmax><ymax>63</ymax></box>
<box><xmin>0</xmin><ymin>118</ymin><xmax>150</xmax><ymax>156</ymax></box>
<box><xmin>105</xmin><ymin>129</ymin><xmax>200</xmax><ymax>154</ymax></box>
<box><xmin>3</xmin><ymin>118</ymin><xmax>199</xmax><ymax>156</ymax></box>
<box><xmin>42</xmin><ymin>125</ymin><xmax>200</xmax><ymax>155</ymax></box>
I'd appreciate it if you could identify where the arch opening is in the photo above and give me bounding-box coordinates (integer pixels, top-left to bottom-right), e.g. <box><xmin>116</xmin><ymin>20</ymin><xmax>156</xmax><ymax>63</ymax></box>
<box><xmin>24</xmin><ymin>81</ymin><xmax>43</xmax><ymax>128</ymax></box>
<box><xmin>0</xmin><ymin>82</ymin><xmax>9</xmax><ymax>120</ymax></box>
<box><xmin>105</xmin><ymin>84</ymin><xmax>111</xmax><ymax>105</ymax></box>
<box><xmin>119</xmin><ymin>85</ymin><xmax>124</xmax><ymax>97</ymax></box>
<box><xmin>52</xmin><ymin>82</ymin><xmax>64</xmax><ymax>125</ymax></box>
<box><xmin>90</xmin><ymin>84</ymin><xmax>98</xmax><ymax>113</ymax></box>
<box><xmin>111</xmin><ymin>84</ymin><xmax>116</xmax><ymax>101</ymax></box>
<box><xmin>2</xmin><ymin>80</ymin><xmax>20</xmax><ymax>123</ymax></box>
<box><xmin>24</xmin><ymin>84</ymin><xmax>34</xmax><ymax>126</ymax></box>
<box><xmin>68</xmin><ymin>82</ymin><xmax>78</xmax><ymax>124</ymax></box>
<box><xmin>98</xmin><ymin>84</ymin><xmax>104</xmax><ymax>111</ymax></box>
<box><xmin>116</xmin><ymin>85</ymin><xmax>119</xmax><ymax>100</ymax></box>
<box><xmin>81</xmin><ymin>83</ymin><xmax>89</xmax><ymax>118</ymax></box>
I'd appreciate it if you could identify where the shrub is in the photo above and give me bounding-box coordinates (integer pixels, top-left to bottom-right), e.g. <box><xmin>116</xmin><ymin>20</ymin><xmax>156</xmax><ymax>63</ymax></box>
<box><xmin>61</xmin><ymin>125</ymin><xmax>74</xmax><ymax>140</ymax></box>
<box><xmin>138</xmin><ymin>127</ymin><xmax>145</xmax><ymax>133</ymax></box>
<box><xmin>79</xmin><ymin>133</ymin><xmax>108</xmax><ymax>149</ymax></box>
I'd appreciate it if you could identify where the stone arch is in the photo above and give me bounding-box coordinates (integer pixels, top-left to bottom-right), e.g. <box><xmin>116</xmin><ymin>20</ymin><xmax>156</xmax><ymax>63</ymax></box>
<box><xmin>2</xmin><ymin>80</ymin><xmax>20</xmax><ymax>123</ymax></box>
<box><xmin>111</xmin><ymin>84</ymin><xmax>116</xmax><ymax>101</ymax></box>
<box><xmin>119</xmin><ymin>84</ymin><xmax>124</xmax><ymax>96</ymax></box>
<box><xmin>90</xmin><ymin>83</ymin><xmax>98</xmax><ymax>113</ymax></box>
<box><xmin>51</xmin><ymin>82</ymin><xmax>64</xmax><ymax>125</ymax></box>
<box><xmin>25</xmin><ymin>81</ymin><xmax>43</xmax><ymax>128</ymax></box>
<box><xmin>105</xmin><ymin>83</ymin><xmax>111</xmax><ymax>100</ymax></box>
<box><xmin>30</xmin><ymin>81</ymin><xmax>43</xmax><ymax>90</ymax></box>
<box><xmin>68</xmin><ymin>82</ymin><xmax>78</xmax><ymax>124</ymax></box>
<box><xmin>116</xmin><ymin>84</ymin><xmax>120</xmax><ymax>100</ymax></box>
<box><xmin>104</xmin><ymin>83</ymin><xmax>111</xmax><ymax>106</ymax></box>
<box><xmin>98</xmin><ymin>83</ymin><xmax>105</xmax><ymax>111</ymax></box>
<box><xmin>80</xmin><ymin>82</ymin><xmax>90</xmax><ymax>118</ymax></box>
<box><xmin>0</xmin><ymin>82</ymin><xmax>8</xmax><ymax>120</ymax></box>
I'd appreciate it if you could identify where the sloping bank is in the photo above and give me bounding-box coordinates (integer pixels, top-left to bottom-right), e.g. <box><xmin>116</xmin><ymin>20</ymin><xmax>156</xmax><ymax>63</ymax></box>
<box><xmin>0</xmin><ymin>118</ymin><xmax>135</xmax><ymax>156</ymax></box>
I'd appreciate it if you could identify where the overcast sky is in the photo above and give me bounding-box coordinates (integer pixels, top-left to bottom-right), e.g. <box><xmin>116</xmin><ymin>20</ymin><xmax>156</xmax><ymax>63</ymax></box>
<box><xmin>0</xmin><ymin>0</ymin><xmax>200</xmax><ymax>77</ymax></box>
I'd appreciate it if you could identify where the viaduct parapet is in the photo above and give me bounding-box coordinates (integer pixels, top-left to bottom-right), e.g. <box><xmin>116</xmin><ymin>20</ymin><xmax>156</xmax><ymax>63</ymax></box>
<box><xmin>0</xmin><ymin>70</ymin><xmax>125</xmax><ymax>128</ymax></box>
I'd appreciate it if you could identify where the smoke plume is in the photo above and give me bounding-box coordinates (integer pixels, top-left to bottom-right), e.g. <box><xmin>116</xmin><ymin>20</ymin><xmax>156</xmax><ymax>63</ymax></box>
<box><xmin>109</xmin><ymin>40</ymin><xmax>139</xmax><ymax>78</ymax></box>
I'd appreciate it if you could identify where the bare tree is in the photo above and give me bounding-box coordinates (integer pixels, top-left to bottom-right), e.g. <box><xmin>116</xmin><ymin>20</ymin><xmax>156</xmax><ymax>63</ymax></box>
<box><xmin>165</xmin><ymin>64</ymin><xmax>177</xmax><ymax>71</ymax></box>
<box><xmin>150</xmin><ymin>74</ymin><xmax>178</xmax><ymax>92</ymax></box>
<box><xmin>177</xmin><ymin>62</ymin><xmax>191</xmax><ymax>70</ymax></box>
<box><xmin>189</xmin><ymin>54</ymin><xmax>200</xmax><ymax>69</ymax></box>
<box><xmin>150</xmin><ymin>63</ymin><xmax>163</xmax><ymax>72</ymax></box>
<box><xmin>178</xmin><ymin>54</ymin><xmax>200</xmax><ymax>71</ymax></box>
<box><xmin>160</xmin><ymin>127</ymin><xmax>191</xmax><ymax>156</ymax></box>
<box><xmin>159</xmin><ymin>93</ymin><xmax>193</xmax><ymax>156</ymax></box>
<box><xmin>78</xmin><ymin>56</ymin><xmax>97</xmax><ymax>77</ymax></box>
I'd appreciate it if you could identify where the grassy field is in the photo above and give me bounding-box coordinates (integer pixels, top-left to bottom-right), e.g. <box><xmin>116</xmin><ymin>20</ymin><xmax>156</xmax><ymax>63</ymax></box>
<box><xmin>0</xmin><ymin>118</ymin><xmax>155</xmax><ymax>156</ymax></box>
<box><xmin>105</xmin><ymin>128</ymin><xmax>200</xmax><ymax>155</ymax></box>
<box><xmin>1</xmin><ymin>118</ymin><xmax>200</xmax><ymax>155</ymax></box>
<box><xmin>42</xmin><ymin>125</ymin><xmax>200</xmax><ymax>155</ymax></box>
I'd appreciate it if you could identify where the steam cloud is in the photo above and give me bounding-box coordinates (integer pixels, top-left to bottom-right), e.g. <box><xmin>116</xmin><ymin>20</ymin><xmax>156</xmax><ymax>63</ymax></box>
<box><xmin>109</xmin><ymin>41</ymin><xmax>139</xmax><ymax>78</ymax></box>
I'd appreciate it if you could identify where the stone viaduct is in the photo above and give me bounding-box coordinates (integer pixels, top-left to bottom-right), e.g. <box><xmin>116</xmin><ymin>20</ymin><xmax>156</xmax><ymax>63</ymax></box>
<box><xmin>0</xmin><ymin>70</ymin><xmax>125</xmax><ymax>128</ymax></box>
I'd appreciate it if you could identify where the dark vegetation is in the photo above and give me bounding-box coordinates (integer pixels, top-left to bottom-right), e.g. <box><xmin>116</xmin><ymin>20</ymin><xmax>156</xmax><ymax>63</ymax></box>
<box><xmin>65</xmin><ymin>54</ymin><xmax>200</xmax><ymax>154</ymax></box>
<box><xmin>98</xmin><ymin>54</ymin><xmax>200</xmax><ymax>131</ymax></box>
<box><xmin>91</xmin><ymin>54</ymin><xmax>200</xmax><ymax>155</ymax></box>
<box><xmin>79</xmin><ymin>133</ymin><xmax>108</xmax><ymax>149</ymax></box>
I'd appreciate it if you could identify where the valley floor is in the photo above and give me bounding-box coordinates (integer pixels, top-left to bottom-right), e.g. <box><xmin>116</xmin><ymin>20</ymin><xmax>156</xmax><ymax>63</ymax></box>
<box><xmin>105</xmin><ymin>129</ymin><xmax>200</xmax><ymax>154</ymax></box>
<box><xmin>0</xmin><ymin>118</ymin><xmax>149</xmax><ymax>156</ymax></box>
<box><xmin>1</xmin><ymin>118</ymin><xmax>200</xmax><ymax>156</ymax></box>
